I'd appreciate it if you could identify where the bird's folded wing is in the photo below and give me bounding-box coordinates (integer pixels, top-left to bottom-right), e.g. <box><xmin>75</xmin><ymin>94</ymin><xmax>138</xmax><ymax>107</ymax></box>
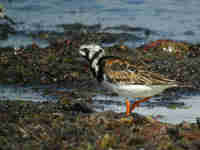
<box><xmin>102</xmin><ymin>58</ymin><xmax>177</xmax><ymax>85</ymax></box>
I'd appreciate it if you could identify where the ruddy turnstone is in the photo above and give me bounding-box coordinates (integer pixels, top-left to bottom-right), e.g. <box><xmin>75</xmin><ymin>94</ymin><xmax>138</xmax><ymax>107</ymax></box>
<box><xmin>79</xmin><ymin>44</ymin><xmax>179</xmax><ymax>116</ymax></box>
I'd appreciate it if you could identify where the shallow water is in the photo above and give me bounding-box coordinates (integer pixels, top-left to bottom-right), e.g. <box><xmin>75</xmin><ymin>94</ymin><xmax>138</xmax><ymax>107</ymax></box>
<box><xmin>0</xmin><ymin>84</ymin><xmax>54</xmax><ymax>102</ymax></box>
<box><xmin>0</xmin><ymin>83</ymin><xmax>200</xmax><ymax>124</ymax></box>
<box><xmin>1</xmin><ymin>0</ymin><xmax>200</xmax><ymax>47</ymax></box>
<box><xmin>93</xmin><ymin>93</ymin><xmax>200</xmax><ymax>124</ymax></box>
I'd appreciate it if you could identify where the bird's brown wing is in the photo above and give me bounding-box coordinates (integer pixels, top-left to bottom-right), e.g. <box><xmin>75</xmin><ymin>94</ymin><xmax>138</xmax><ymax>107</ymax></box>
<box><xmin>102</xmin><ymin>58</ymin><xmax>177</xmax><ymax>85</ymax></box>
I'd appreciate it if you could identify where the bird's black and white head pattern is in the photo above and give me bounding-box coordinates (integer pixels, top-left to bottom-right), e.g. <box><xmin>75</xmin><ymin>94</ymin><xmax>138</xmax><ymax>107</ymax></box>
<box><xmin>79</xmin><ymin>44</ymin><xmax>105</xmax><ymax>76</ymax></box>
<box><xmin>79</xmin><ymin>44</ymin><xmax>104</xmax><ymax>60</ymax></box>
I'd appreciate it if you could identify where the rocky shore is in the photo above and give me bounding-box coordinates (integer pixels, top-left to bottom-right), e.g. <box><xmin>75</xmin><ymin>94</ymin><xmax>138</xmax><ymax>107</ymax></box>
<box><xmin>1</xmin><ymin>21</ymin><xmax>200</xmax><ymax>149</ymax></box>
<box><xmin>1</xmin><ymin>100</ymin><xmax>200</xmax><ymax>150</ymax></box>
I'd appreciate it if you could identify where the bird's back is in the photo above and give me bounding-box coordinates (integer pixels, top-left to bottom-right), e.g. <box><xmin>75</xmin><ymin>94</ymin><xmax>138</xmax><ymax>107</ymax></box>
<box><xmin>98</xmin><ymin>57</ymin><xmax>178</xmax><ymax>86</ymax></box>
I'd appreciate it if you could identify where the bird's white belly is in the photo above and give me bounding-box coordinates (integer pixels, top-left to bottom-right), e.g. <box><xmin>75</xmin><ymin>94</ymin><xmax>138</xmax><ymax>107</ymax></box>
<box><xmin>102</xmin><ymin>80</ymin><xmax>175</xmax><ymax>98</ymax></box>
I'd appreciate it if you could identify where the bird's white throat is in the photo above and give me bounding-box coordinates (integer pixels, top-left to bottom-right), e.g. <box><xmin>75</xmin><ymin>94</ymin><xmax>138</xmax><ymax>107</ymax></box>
<box><xmin>91</xmin><ymin>51</ymin><xmax>104</xmax><ymax>74</ymax></box>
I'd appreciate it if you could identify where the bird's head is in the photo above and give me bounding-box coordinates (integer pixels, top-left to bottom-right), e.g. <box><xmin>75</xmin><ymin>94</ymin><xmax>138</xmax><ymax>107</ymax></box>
<box><xmin>79</xmin><ymin>44</ymin><xmax>105</xmax><ymax>61</ymax></box>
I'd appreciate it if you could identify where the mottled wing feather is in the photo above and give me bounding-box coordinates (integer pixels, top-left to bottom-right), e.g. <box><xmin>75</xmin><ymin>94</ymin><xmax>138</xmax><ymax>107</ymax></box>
<box><xmin>102</xmin><ymin>58</ymin><xmax>177</xmax><ymax>85</ymax></box>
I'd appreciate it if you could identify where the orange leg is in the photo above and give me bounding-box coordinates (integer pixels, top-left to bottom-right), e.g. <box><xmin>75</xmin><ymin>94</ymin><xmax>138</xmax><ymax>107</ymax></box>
<box><xmin>126</xmin><ymin>99</ymin><xmax>131</xmax><ymax>116</ymax></box>
<box><xmin>130</xmin><ymin>97</ymin><xmax>151</xmax><ymax>113</ymax></box>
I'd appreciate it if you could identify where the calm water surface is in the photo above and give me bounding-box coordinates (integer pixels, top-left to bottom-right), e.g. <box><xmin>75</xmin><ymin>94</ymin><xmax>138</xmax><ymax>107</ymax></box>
<box><xmin>93</xmin><ymin>93</ymin><xmax>200</xmax><ymax>124</ymax></box>
<box><xmin>1</xmin><ymin>0</ymin><xmax>200</xmax><ymax>47</ymax></box>
<box><xmin>0</xmin><ymin>84</ymin><xmax>54</xmax><ymax>102</ymax></box>
<box><xmin>0</xmin><ymin>84</ymin><xmax>199</xmax><ymax>124</ymax></box>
